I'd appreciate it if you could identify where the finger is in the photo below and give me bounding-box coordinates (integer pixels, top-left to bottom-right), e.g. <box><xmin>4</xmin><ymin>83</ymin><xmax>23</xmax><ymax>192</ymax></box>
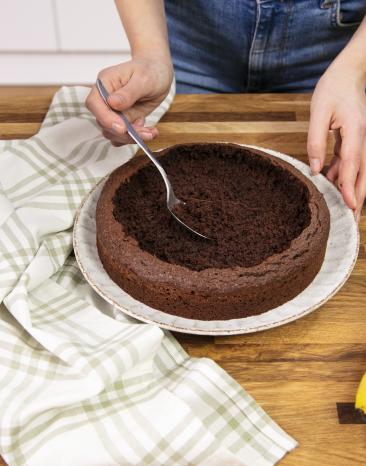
<box><xmin>133</xmin><ymin>116</ymin><xmax>145</xmax><ymax>127</ymax></box>
<box><xmin>104</xmin><ymin>123</ymin><xmax>157</xmax><ymax>141</ymax></box>
<box><xmin>121</xmin><ymin>118</ymin><xmax>158</xmax><ymax>139</ymax></box>
<box><xmin>325</xmin><ymin>130</ymin><xmax>342</xmax><ymax>182</ymax></box>
<box><xmin>98</xmin><ymin>114</ymin><xmax>156</xmax><ymax>140</ymax></box>
<box><xmin>339</xmin><ymin>161</ymin><xmax>359</xmax><ymax>210</ymax></box>
<box><xmin>338</xmin><ymin>126</ymin><xmax>363</xmax><ymax>210</ymax></box>
<box><xmin>86</xmin><ymin>85</ymin><xmax>128</xmax><ymax>133</ymax></box>
<box><xmin>126</xmin><ymin>121</ymin><xmax>158</xmax><ymax>140</ymax></box>
<box><xmin>100</xmin><ymin>111</ymin><xmax>157</xmax><ymax>140</ymax></box>
<box><xmin>132</xmin><ymin>116</ymin><xmax>159</xmax><ymax>137</ymax></box>
<box><xmin>354</xmin><ymin>175</ymin><xmax>366</xmax><ymax>222</ymax></box>
<box><xmin>326</xmin><ymin>156</ymin><xmax>340</xmax><ymax>183</ymax></box>
<box><xmin>143</xmin><ymin>126</ymin><xmax>159</xmax><ymax>138</ymax></box>
<box><xmin>307</xmin><ymin>104</ymin><xmax>331</xmax><ymax>174</ymax></box>
<box><xmin>354</xmin><ymin>143</ymin><xmax>366</xmax><ymax>221</ymax></box>
<box><xmin>102</xmin><ymin>129</ymin><xmax>132</xmax><ymax>145</ymax></box>
<box><xmin>102</xmin><ymin>127</ymin><xmax>156</xmax><ymax>145</ymax></box>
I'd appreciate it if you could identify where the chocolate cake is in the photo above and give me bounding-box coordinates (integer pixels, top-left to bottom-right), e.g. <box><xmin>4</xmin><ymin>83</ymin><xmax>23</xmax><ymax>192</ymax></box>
<box><xmin>96</xmin><ymin>143</ymin><xmax>330</xmax><ymax>320</ymax></box>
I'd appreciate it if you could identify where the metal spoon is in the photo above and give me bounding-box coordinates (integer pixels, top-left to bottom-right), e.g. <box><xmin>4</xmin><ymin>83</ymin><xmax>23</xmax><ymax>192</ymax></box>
<box><xmin>96</xmin><ymin>79</ymin><xmax>209</xmax><ymax>240</ymax></box>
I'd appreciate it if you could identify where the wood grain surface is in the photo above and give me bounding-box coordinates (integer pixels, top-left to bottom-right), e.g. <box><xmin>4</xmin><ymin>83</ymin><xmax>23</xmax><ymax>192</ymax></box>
<box><xmin>0</xmin><ymin>87</ymin><xmax>365</xmax><ymax>466</ymax></box>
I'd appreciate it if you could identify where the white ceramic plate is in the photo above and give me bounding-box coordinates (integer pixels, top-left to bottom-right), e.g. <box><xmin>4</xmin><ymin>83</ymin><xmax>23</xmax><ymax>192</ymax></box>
<box><xmin>73</xmin><ymin>144</ymin><xmax>359</xmax><ymax>335</ymax></box>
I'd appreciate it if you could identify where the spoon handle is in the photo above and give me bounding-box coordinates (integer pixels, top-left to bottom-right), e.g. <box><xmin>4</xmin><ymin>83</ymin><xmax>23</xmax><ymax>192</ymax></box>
<box><xmin>96</xmin><ymin>79</ymin><xmax>173</xmax><ymax>197</ymax></box>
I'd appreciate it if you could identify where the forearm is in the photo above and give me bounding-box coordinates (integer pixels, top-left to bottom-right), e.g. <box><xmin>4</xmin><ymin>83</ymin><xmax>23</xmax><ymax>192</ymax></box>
<box><xmin>115</xmin><ymin>0</ymin><xmax>171</xmax><ymax>60</ymax></box>
<box><xmin>328</xmin><ymin>16</ymin><xmax>366</xmax><ymax>85</ymax></box>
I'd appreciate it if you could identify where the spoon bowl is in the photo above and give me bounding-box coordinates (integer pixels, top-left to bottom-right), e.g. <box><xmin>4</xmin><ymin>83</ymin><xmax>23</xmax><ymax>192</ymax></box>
<box><xmin>96</xmin><ymin>79</ymin><xmax>209</xmax><ymax>240</ymax></box>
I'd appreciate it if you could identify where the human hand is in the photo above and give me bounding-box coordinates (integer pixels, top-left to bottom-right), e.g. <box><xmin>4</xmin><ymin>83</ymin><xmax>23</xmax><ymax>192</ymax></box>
<box><xmin>86</xmin><ymin>55</ymin><xmax>174</xmax><ymax>146</ymax></box>
<box><xmin>307</xmin><ymin>61</ymin><xmax>366</xmax><ymax>221</ymax></box>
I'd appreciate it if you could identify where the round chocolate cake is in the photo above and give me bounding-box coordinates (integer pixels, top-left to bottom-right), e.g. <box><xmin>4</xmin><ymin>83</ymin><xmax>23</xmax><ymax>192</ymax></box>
<box><xmin>96</xmin><ymin>143</ymin><xmax>330</xmax><ymax>320</ymax></box>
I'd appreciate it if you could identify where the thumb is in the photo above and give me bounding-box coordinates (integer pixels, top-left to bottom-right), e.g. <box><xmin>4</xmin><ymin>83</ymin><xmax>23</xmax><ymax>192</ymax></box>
<box><xmin>108</xmin><ymin>78</ymin><xmax>146</xmax><ymax>120</ymax></box>
<box><xmin>307</xmin><ymin>105</ymin><xmax>331</xmax><ymax>175</ymax></box>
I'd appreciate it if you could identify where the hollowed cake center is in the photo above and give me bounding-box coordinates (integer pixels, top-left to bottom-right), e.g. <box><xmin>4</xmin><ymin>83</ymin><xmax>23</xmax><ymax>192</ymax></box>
<box><xmin>113</xmin><ymin>144</ymin><xmax>311</xmax><ymax>271</ymax></box>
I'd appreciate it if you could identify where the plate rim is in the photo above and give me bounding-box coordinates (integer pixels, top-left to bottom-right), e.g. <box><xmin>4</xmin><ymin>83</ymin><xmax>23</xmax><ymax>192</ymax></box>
<box><xmin>73</xmin><ymin>143</ymin><xmax>360</xmax><ymax>335</ymax></box>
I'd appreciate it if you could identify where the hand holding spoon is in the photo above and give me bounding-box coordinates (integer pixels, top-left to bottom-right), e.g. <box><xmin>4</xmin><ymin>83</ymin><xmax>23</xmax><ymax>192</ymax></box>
<box><xmin>96</xmin><ymin>79</ymin><xmax>209</xmax><ymax>240</ymax></box>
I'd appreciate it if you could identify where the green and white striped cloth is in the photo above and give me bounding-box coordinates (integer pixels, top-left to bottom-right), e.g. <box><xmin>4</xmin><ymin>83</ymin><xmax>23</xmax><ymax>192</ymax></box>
<box><xmin>0</xmin><ymin>85</ymin><xmax>297</xmax><ymax>466</ymax></box>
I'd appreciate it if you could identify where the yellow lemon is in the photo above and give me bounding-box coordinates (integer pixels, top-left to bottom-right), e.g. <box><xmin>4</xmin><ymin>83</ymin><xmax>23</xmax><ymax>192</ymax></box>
<box><xmin>355</xmin><ymin>373</ymin><xmax>366</xmax><ymax>413</ymax></box>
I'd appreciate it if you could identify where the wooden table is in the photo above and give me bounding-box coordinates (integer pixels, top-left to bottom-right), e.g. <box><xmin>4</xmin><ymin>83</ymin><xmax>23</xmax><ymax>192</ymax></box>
<box><xmin>1</xmin><ymin>87</ymin><xmax>365</xmax><ymax>465</ymax></box>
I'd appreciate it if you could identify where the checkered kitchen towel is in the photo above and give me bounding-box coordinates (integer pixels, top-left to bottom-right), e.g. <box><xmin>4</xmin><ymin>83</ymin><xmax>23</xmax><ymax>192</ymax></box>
<box><xmin>0</xmin><ymin>85</ymin><xmax>297</xmax><ymax>466</ymax></box>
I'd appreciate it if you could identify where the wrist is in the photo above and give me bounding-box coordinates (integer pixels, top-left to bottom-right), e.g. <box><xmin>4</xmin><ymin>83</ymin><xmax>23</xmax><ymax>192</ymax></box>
<box><xmin>132</xmin><ymin>48</ymin><xmax>173</xmax><ymax>72</ymax></box>
<box><xmin>131</xmin><ymin>36</ymin><xmax>171</xmax><ymax>61</ymax></box>
<box><xmin>325</xmin><ymin>53</ymin><xmax>366</xmax><ymax>88</ymax></box>
<box><xmin>326</xmin><ymin>19</ymin><xmax>366</xmax><ymax>86</ymax></box>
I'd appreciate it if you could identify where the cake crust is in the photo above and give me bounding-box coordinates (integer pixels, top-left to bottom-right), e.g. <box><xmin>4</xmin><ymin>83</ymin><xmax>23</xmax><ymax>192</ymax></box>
<box><xmin>96</xmin><ymin>143</ymin><xmax>330</xmax><ymax>320</ymax></box>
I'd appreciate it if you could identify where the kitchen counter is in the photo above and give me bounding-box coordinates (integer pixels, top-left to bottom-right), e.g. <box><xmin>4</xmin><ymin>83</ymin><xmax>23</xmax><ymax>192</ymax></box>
<box><xmin>0</xmin><ymin>87</ymin><xmax>365</xmax><ymax>465</ymax></box>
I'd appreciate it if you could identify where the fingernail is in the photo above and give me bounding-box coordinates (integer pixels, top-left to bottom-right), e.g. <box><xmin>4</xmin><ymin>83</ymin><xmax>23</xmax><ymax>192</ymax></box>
<box><xmin>310</xmin><ymin>159</ymin><xmax>320</xmax><ymax>174</ymax></box>
<box><xmin>112</xmin><ymin>122</ymin><xmax>123</xmax><ymax>134</ymax></box>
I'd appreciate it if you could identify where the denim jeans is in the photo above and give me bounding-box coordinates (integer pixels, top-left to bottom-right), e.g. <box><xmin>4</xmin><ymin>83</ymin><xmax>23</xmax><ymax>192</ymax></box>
<box><xmin>165</xmin><ymin>0</ymin><xmax>366</xmax><ymax>93</ymax></box>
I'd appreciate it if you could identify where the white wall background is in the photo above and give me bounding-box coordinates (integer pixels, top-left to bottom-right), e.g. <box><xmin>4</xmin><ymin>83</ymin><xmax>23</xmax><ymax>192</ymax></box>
<box><xmin>0</xmin><ymin>0</ymin><xmax>131</xmax><ymax>84</ymax></box>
